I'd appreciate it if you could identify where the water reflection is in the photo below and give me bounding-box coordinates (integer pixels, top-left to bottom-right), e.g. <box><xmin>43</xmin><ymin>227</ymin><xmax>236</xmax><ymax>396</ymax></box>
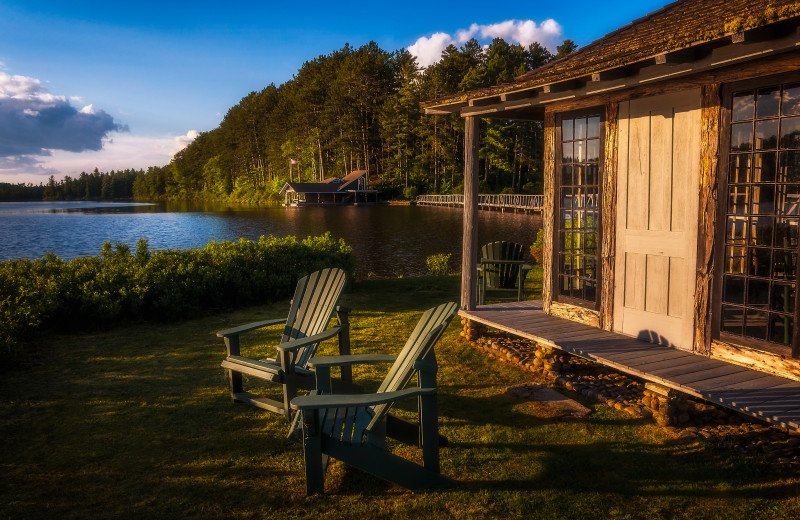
<box><xmin>0</xmin><ymin>201</ymin><xmax>541</xmax><ymax>277</ymax></box>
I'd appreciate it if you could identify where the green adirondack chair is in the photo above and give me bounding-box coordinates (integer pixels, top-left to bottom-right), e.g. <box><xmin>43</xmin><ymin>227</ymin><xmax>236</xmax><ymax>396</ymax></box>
<box><xmin>218</xmin><ymin>268</ymin><xmax>351</xmax><ymax>421</ymax></box>
<box><xmin>290</xmin><ymin>301</ymin><xmax>459</xmax><ymax>495</ymax></box>
<box><xmin>477</xmin><ymin>241</ymin><xmax>532</xmax><ymax>305</ymax></box>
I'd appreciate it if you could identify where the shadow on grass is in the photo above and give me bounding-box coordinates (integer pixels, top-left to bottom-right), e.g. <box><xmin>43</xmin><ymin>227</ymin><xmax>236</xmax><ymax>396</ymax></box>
<box><xmin>458</xmin><ymin>437</ymin><xmax>800</xmax><ymax>500</ymax></box>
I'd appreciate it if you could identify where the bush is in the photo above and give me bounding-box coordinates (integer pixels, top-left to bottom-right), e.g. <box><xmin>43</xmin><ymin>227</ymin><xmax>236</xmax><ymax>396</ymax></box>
<box><xmin>426</xmin><ymin>253</ymin><xmax>452</xmax><ymax>276</ymax></box>
<box><xmin>0</xmin><ymin>233</ymin><xmax>355</xmax><ymax>361</ymax></box>
<box><xmin>530</xmin><ymin>228</ymin><xmax>544</xmax><ymax>264</ymax></box>
<box><xmin>403</xmin><ymin>186</ymin><xmax>418</xmax><ymax>200</ymax></box>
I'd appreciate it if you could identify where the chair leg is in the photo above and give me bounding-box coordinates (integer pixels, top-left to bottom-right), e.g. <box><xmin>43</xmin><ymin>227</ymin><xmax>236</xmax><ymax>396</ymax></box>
<box><xmin>420</xmin><ymin>393</ymin><xmax>440</xmax><ymax>474</ymax></box>
<box><xmin>302</xmin><ymin>409</ymin><xmax>325</xmax><ymax>495</ymax></box>
<box><xmin>224</xmin><ymin>337</ymin><xmax>244</xmax><ymax>399</ymax></box>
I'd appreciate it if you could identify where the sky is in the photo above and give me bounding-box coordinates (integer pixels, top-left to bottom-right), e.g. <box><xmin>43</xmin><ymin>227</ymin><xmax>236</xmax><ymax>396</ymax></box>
<box><xmin>0</xmin><ymin>0</ymin><xmax>667</xmax><ymax>184</ymax></box>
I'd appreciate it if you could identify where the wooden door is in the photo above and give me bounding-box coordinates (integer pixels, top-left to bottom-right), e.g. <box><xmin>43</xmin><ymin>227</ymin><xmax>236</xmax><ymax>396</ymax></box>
<box><xmin>613</xmin><ymin>90</ymin><xmax>701</xmax><ymax>350</ymax></box>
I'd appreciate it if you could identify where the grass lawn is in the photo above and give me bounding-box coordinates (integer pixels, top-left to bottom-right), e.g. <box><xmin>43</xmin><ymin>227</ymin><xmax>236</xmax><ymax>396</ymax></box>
<box><xmin>2</xmin><ymin>274</ymin><xmax>800</xmax><ymax>519</ymax></box>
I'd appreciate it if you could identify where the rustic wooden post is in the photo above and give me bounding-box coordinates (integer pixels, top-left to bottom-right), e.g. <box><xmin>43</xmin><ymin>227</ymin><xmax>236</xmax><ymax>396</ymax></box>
<box><xmin>542</xmin><ymin>111</ymin><xmax>556</xmax><ymax>314</ymax></box>
<box><xmin>600</xmin><ymin>102</ymin><xmax>619</xmax><ymax>330</ymax></box>
<box><xmin>694</xmin><ymin>83</ymin><xmax>721</xmax><ymax>355</ymax></box>
<box><xmin>462</xmin><ymin>116</ymin><xmax>480</xmax><ymax>310</ymax></box>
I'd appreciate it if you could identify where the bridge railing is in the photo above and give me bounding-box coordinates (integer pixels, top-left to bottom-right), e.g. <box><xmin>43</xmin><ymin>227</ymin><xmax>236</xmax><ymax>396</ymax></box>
<box><xmin>417</xmin><ymin>193</ymin><xmax>544</xmax><ymax>210</ymax></box>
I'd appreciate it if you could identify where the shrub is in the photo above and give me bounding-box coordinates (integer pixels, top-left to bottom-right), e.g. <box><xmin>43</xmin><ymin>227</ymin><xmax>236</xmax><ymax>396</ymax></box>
<box><xmin>426</xmin><ymin>253</ymin><xmax>452</xmax><ymax>276</ymax></box>
<box><xmin>530</xmin><ymin>228</ymin><xmax>544</xmax><ymax>264</ymax></box>
<box><xmin>403</xmin><ymin>186</ymin><xmax>418</xmax><ymax>200</ymax></box>
<box><xmin>0</xmin><ymin>233</ymin><xmax>354</xmax><ymax>362</ymax></box>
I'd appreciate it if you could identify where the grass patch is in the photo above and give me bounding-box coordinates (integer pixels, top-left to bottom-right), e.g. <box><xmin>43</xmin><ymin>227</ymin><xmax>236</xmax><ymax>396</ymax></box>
<box><xmin>2</xmin><ymin>275</ymin><xmax>799</xmax><ymax>519</ymax></box>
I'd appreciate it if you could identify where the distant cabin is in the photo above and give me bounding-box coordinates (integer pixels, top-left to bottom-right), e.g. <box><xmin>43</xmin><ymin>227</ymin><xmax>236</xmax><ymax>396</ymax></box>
<box><xmin>423</xmin><ymin>0</ymin><xmax>800</xmax><ymax>379</ymax></box>
<box><xmin>279</xmin><ymin>170</ymin><xmax>378</xmax><ymax>206</ymax></box>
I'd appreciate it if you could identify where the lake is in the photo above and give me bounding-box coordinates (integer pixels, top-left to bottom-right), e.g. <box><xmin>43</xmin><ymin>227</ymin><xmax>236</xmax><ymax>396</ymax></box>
<box><xmin>0</xmin><ymin>201</ymin><xmax>541</xmax><ymax>277</ymax></box>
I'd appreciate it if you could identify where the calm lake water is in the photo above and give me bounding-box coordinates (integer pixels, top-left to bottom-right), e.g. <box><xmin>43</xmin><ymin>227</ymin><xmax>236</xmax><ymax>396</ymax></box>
<box><xmin>0</xmin><ymin>201</ymin><xmax>541</xmax><ymax>277</ymax></box>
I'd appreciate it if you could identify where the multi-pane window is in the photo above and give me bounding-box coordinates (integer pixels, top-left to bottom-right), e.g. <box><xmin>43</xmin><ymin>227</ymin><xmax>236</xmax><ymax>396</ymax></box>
<box><xmin>557</xmin><ymin>113</ymin><xmax>602</xmax><ymax>305</ymax></box>
<box><xmin>721</xmin><ymin>83</ymin><xmax>800</xmax><ymax>348</ymax></box>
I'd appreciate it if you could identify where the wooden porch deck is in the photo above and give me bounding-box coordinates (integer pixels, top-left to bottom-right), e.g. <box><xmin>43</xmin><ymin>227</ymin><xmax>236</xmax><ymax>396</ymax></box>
<box><xmin>460</xmin><ymin>300</ymin><xmax>800</xmax><ymax>431</ymax></box>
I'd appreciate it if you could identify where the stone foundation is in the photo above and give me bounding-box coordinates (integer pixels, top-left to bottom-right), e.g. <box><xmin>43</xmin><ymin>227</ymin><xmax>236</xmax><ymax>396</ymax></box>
<box><xmin>469</xmin><ymin>328</ymin><xmax>800</xmax><ymax>470</ymax></box>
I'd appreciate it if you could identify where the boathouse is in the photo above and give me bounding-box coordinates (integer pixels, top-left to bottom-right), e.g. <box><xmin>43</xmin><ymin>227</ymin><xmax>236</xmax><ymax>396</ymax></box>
<box><xmin>423</xmin><ymin>0</ymin><xmax>800</xmax><ymax>428</ymax></box>
<box><xmin>280</xmin><ymin>170</ymin><xmax>378</xmax><ymax>206</ymax></box>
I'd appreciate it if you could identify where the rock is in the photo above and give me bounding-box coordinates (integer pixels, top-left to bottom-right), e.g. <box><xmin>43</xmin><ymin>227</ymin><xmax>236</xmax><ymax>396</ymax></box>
<box><xmin>656</xmin><ymin>414</ymin><xmax>672</xmax><ymax>427</ymax></box>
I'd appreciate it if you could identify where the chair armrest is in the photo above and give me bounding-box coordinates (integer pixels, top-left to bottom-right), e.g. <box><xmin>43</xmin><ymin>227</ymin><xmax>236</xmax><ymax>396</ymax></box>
<box><xmin>276</xmin><ymin>326</ymin><xmax>341</xmax><ymax>353</ymax></box>
<box><xmin>307</xmin><ymin>353</ymin><xmax>397</xmax><ymax>369</ymax></box>
<box><xmin>217</xmin><ymin>317</ymin><xmax>287</xmax><ymax>338</ymax></box>
<box><xmin>291</xmin><ymin>387</ymin><xmax>436</xmax><ymax>410</ymax></box>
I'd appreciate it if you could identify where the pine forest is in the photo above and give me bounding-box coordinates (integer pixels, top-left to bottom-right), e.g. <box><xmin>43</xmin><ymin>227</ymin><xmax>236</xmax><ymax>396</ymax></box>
<box><xmin>2</xmin><ymin>38</ymin><xmax>577</xmax><ymax>203</ymax></box>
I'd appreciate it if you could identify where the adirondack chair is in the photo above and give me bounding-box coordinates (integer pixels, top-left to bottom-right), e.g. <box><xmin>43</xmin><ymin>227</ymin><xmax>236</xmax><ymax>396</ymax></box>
<box><xmin>218</xmin><ymin>268</ymin><xmax>351</xmax><ymax>421</ymax></box>
<box><xmin>290</xmin><ymin>301</ymin><xmax>459</xmax><ymax>495</ymax></box>
<box><xmin>477</xmin><ymin>241</ymin><xmax>532</xmax><ymax>305</ymax></box>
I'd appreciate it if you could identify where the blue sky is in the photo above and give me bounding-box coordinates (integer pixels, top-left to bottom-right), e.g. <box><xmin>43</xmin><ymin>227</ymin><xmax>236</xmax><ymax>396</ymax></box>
<box><xmin>0</xmin><ymin>0</ymin><xmax>666</xmax><ymax>183</ymax></box>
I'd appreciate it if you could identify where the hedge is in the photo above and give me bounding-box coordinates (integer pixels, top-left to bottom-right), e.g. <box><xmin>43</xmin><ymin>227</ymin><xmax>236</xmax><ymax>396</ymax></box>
<box><xmin>0</xmin><ymin>233</ymin><xmax>354</xmax><ymax>360</ymax></box>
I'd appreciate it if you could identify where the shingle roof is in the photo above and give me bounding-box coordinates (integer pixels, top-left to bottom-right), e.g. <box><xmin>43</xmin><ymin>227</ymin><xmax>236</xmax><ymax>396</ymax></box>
<box><xmin>422</xmin><ymin>0</ymin><xmax>800</xmax><ymax>109</ymax></box>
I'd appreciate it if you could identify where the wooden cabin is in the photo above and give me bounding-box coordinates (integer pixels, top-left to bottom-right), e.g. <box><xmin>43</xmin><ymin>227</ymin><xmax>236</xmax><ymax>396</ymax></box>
<box><xmin>423</xmin><ymin>0</ymin><xmax>800</xmax><ymax>426</ymax></box>
<box><xmin>280</xmin><ymin>170</ymin><xmax>379</xmax><ymax>206</ymax></box>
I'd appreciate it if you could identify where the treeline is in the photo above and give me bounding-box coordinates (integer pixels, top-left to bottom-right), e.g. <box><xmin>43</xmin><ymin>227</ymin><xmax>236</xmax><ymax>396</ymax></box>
<box><xmin>133</xmin><ymin>38</ymin><xmax>576</xmax><ymax>204</ymax></box>
<box><xmin>0</xmin><ymin>168</ymin><xmax>141</xmax><ymax>202</ymax></box>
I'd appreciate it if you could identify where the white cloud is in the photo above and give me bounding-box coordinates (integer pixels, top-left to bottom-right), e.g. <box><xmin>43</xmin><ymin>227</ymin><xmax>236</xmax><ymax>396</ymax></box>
<box><xmin>407</xmin><ymin>32</ymin><xmax>455</xmax><ymax>68</ymax></box>
<box><xmin>409</xmin><ymin>19</ymin><xmax>563</xmax><ymax>68</ymax></box>
<box><xmin>0</xmin><ymin>130</ymin><xmax>198</xmax><ymax>183</ymax></box>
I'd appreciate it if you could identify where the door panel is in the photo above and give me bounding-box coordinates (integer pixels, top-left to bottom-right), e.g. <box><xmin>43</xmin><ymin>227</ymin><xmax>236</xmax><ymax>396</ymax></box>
<box><xmin>614</xmin><ymin>90</ymin><xmax>701</xmax><ymax>349</ymax></box>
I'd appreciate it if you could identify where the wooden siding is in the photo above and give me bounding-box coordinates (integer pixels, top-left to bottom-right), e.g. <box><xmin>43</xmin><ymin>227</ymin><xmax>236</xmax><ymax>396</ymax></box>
<box><xmin>461</xmin><ymin>300</ymin><xmax>800</xmax><ymax>431</ymax></box>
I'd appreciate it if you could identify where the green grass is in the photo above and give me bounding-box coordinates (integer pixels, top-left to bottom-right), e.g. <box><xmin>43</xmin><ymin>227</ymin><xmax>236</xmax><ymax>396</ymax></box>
<box><xmin>2</xmin><ymin>275</ymin><xmax>799</xmax><ymax>519</ymax></box>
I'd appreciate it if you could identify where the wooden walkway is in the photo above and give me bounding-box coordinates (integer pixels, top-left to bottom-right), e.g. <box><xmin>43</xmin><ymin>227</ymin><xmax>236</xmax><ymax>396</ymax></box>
<box><xmin>460</xmin><ymin>300</ymin><xmax>800</xmax><ymax>431</ymax></box>
<box><xmin>416</xmin><ymin>193</ymin><xmax>544</xmax><ymax>213</ymax></box>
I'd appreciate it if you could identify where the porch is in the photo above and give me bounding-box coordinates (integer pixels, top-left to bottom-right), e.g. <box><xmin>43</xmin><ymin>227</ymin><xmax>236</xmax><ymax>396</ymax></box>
<box><xmin>461</xmin><ymin>300</ymin><xmax>800</xmax><ymax>431</ymax></box>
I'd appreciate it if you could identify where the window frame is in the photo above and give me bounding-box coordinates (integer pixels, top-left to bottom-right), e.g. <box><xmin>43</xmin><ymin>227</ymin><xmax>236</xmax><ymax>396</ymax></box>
<box><xmin>553</xmin><ymin>107</ymin><xmax>605</xmax><ymax>311</ymax></box>
<box><xmin>713</xmin><ymin>71</ymin><xmax>800</xmax><ymax>358</ymax></box>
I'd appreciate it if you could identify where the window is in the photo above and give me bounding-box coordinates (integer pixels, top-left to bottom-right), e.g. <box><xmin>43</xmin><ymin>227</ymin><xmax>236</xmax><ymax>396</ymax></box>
<box><xmin>720</xmin><ymin>81</ymin><xmax>800</xmax><ymax>352</ymax></box>
<box><xmin>556</xmin><ymin>110</ymin><xmax>603</xmax><ymax>307</ymax></box>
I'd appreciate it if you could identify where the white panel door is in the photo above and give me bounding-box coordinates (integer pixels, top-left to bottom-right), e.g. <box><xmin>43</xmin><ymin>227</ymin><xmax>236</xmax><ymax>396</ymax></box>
<box><xmin>613</xmin><ymin>90</ymin><xmax>701</xmax><ymax>350</ymax></box>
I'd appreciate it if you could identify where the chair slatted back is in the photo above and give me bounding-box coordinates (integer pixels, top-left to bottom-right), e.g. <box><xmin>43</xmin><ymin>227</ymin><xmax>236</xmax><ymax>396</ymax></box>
<box><xmin>280</xmin><ymin>268</ymin><xmax>347</xmax><ymax>367</ymax></box>
<box><xmin>481</xmin><ymin>241</ymin><xmax>525</xmax><ymax>289</ymax></box>
<box><xmin>366</xmin><ymin>302</ymin><xmax>459</xmax><ymax>432</ymax></box>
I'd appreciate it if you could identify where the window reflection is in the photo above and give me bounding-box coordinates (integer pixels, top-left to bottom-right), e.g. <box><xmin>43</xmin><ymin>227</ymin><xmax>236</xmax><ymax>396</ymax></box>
<box><xmin>733</xmin><ymin>91</ymin><xmax>755</xmax><ymax>121</ymax></box>
<box><xmin>724</xmin><ymin>84</ymin><xmax>800</xmax><ymax>347</ymax></box>
<box><xmin>558</xmin><ymin>111</ymin><xmax>602</xmax><ymax>305</ymax></box>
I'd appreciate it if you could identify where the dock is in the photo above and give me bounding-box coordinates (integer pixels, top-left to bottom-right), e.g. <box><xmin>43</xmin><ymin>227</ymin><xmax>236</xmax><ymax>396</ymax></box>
<box><xmin>417</xmin><ymin>194</ymin><xmax>544</xmax><ymax>213</ymax></box>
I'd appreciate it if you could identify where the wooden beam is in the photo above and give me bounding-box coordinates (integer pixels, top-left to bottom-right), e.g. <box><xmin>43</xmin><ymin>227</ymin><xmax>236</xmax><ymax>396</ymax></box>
<box><xmin>600</xmin><ymin>102</ymin><xmax>618</xmax><ymax>331</ymax></box>
<box><xmin>543</xmin><ymin>79</ymin><xmax>583</xmax><ymax>94</ymax></box>
<box><xmin>694</xmin><ymin>83</ymin><xmax>721</xmax><ymax>355</ymax></box>
<box><xmin>469</xmin><ymin>96</ymin><xmax>502</xmax><ymax>107</ymax></box>
<box><xmin>655</xmin><ymin>48</ymin><xmax>697</xmax><ymax>65</ymax></box>
<box><xmin>501</xmin><ymin>88</ymin><xmax>538</xmax><ymax>102</ymax></box>
<box><xmin>462</xmin><ymin>116</ymin><xmax>480</xmax><ymax>311</ymax></box>
<box><xmin>542</xmin><ymin>111</ymin><xmax>556</xmax><ymax>314</ymax></box>
<box><xmin>591</xmin><ymin>67</ymin><xmax>632</xmax><ymax>82</ymax></box>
